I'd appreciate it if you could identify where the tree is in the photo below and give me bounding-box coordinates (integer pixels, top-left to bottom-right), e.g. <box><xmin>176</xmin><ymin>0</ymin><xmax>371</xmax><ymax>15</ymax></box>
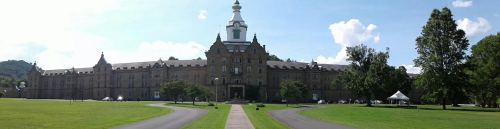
<box><xmin>414</xmin><ymin>7</ymin><xmax>469</xmax><ymax>110</ymax></box>
<box><xmin>280</xmin><ymin>80</ymin><xmax>302</xmax><ymax>106</ymax></box>
<box><xmin>168</xmin><ymin>56</ymin><xmax>179</xmax><ymax>60</ymax></box>
<box><xmin>198</xmin><ymin>86</ymin><xmax>213</xmax><ymax>103</ymax></box>
<box><xmin>466</xmin><ymin>33</ymin><xmax>500</xmax><ymax>108</ymax></box>
<box><xmin>185</xmin><ymin>85</ymin><xmax>203</xmax><ymax>105</ymax></box>
<box><xmin>295</xmin><ymin>82</ymin><xmax>310</xmax><ymax>101</ymax></box>
<box><xmin>376</xmin><ymin>66</ymin><xmax>413</xmax><ymax>101</ymax></box>
<box><xmin>334</xmin><ymin>44</ymin><xmax>389</xmax><ymax>107</ymax></box>
<box><xmin>268</xmin><ymin>54</ymin><xmax>283</xmax><ymax>61</ymax></box>
<box><xmin>160</xmin><ymin>80</ymin><xmax>186</xmax><ymax>104</ymax></box>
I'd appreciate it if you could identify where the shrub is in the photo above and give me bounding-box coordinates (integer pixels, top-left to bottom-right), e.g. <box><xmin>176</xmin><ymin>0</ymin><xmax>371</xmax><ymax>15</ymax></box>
<box><xmin>208</xmin><ymin>103</ymin><xmax>215</xmax><ymax>106</ymax></box>
<box><xmin>256</xmin><ymin>103</ymin><xmax>265</xmax><ymax>107</ymax></box>
<box><xmin>0</xmin><ymin>92</ymin><xmax>3</xmax><ymax>98</ymax></box>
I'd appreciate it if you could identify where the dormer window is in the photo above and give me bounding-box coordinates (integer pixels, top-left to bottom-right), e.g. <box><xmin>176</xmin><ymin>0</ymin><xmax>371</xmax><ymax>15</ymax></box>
<box><xmin>233</xmin><ymin>29</ymin><xmax>241</xmax><ymax>39</ymax></box>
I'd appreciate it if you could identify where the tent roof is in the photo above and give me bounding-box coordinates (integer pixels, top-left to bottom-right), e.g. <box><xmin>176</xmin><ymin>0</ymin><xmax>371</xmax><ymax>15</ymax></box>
<box><xmin>387</xmin><ymin>90</ymin><xmax>409</xmax><ymax>100</ymax></box>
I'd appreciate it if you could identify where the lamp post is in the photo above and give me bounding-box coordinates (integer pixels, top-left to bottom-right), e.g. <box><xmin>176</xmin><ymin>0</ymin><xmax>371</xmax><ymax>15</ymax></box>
<box><xmin>214</xmin><ymin>78</ymin><xmax>219</xmax><ymax>102</ymax></box>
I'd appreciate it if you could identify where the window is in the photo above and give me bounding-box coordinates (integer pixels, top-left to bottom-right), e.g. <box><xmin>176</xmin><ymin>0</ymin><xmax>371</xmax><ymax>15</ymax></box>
<box><xmin>234</xmin><ymin>57</ymin><xmax>240</xmax><ymax>63</ymax></box>
<box><xmin>259</xmin><ymin>68</ymin><xmax>262</xmax><ymax>74</ymax></box>
<box><xmin>247</xmin><ymin>58</ymin><xmax>251</xmax><ymax>63</ymax></box>
<box><xmin>247</xmin><ymin>66</ymin><xmax>251</xmax><ymax>72</ymax></box>
<box><xmin>154</xmin><ymin>91</ymin><xmax>160</xmax><ymax>99</ymax></box>
<box><xmin>234</xmin><ymin>67</ymin><xmax>240</xmax><ymax>74</ymax></box>
<box><xmin>233</xmin><ymin>29</ymin><xmax>241</xmax><ymax>39</ymax></box>
<box><xmin>222</xmin><ymin>65</ymin><xmax>227</xmax><ymax>72</ymax></box>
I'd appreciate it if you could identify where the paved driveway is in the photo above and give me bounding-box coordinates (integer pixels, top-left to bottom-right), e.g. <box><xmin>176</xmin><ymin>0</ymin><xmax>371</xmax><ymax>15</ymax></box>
<box><xmin>269</xmin><ymin>106</ymin><xmax>353</xmax><ymax>129</ymax></box>
<box><xmin>113</xmin><ymin>103</ymin><xmax>207</xmax><ymax>129</ymax></box>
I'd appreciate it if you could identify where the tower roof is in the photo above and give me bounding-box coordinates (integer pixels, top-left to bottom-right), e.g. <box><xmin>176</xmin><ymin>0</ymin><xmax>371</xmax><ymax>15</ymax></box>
<box><xmin>97</xmin><ymin>52</ymin><xmax>108</xmax><ymax>64</ymax></box>
<box><xmin>228</xmin><ymin>0</ymin><xmax>246</xmax><ymax>27</ymax></box>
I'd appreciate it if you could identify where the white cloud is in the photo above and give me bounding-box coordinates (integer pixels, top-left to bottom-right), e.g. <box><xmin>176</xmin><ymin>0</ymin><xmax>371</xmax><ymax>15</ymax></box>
<box><xmin>401</xmin><ymin>64</ymin><xmax>421</xmax><ymax>74</ymax></box>
<box><xmin>198</xmin><ymin>10</ymin><xmax>208</xmax><ymax>20</ymax></box>
<box><xmin>316</xmin><ymin>19</ymin><xmax>379</xmax><ymax>64</ymax></box>
<box><xmin>316</xmin><ymin>55</ymin><xmax>336</xmax><ymax>64</ymax></box>
<box><xmin>0</xmin><ymin>0</ymin><xmax>120</xmax><ymax>69</ymax></box>
<box><xmin>0</xmin><ymin>1</ymin><xmax>209</xmax><ymax>70</ymax></box>
<box><xmin>457</xmin><ymin>17</ymin><xmax>491</xmax><ymax>38</ymax></box>
<box><xmin>452</xmin><ymin>0</ymin><xmax>473</xmax><ymax>8</ymax></box>
<box><xmin>374</xmin><ymin>35</ymin><xmax>381</xmax><ymax>43</ymax></box>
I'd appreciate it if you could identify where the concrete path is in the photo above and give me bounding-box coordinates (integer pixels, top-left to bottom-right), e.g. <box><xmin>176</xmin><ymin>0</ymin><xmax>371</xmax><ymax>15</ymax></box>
<box><xmin>225</xmin><ymin>104</ymin><xmax>255</xmax><ymax>129</ymax></box>
<box><xmin>269</xmin><ymin>106</ymin><xmax>352</xmax><ymax>129</ymax></box>
<box><xmin>113</xmin><ymin>103</ymin><xmax>207</xmax><ymax>129</ymax></box>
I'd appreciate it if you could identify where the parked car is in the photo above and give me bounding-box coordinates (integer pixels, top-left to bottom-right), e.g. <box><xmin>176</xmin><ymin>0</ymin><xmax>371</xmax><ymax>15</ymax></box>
<box><xmin>102</xmin><ymin>97</ymin><xmax>113</xmax><ymax>101</ymax></box>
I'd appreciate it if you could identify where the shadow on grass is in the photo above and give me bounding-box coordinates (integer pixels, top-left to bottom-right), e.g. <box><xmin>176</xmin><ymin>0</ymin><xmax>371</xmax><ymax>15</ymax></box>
<box><xmin>364</xmin><ymin>105</ymin><xmax>500</xmax><ymax>112</ymax></box>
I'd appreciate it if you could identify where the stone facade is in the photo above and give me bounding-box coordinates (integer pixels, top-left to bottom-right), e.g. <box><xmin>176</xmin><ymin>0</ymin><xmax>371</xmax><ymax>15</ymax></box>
<box><xmin>24</xmin><ymin>0</ymin><xmax>351</xmax><ymax>102</ymax></box>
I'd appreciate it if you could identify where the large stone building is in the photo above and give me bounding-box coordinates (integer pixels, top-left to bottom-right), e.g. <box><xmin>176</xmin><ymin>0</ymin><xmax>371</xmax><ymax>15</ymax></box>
<box><xmin>25</xmin><ymin>1</ymin><xmax>349</xmax><ymax>102</ymax></box>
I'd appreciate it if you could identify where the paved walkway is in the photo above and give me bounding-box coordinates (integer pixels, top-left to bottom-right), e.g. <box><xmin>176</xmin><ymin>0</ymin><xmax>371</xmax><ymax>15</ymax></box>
<box><xmin>113</xmin><ymin>103</ymin><xmax>207</xmax><ymax>129</ymax></box>
<box><xmin>270</xmin><ymin>106</ymin><xmax>352</xmax><ymax>129</ymax></box>
<box><xmin>225</xmin><ymin>104</ymin><xmax>255</xmax><ymax>129</ymax></box>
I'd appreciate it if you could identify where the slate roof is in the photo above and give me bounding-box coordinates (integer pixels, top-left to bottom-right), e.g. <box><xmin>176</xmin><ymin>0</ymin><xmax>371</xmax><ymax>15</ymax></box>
<box><xmin>266</xmin><ymin>61</ymin><xmax>347</xmax><ymax>71</ymax></box>
<box><xmin>43</xmin><ymin>67</ymin><xmax>93</xmax><ymax>75</ymax></box>
<box><xmin>42</xmin><ymin>60</ymin><xmax>207</xmax><ymax>75</ymax></box>
<box><xmin>41</xmin><ymin>60</ymin><xmax>347</xmax><ymax>76</ymax></box>
<box><xmin>112</xmin><ymin>60</ymin><xmax>207</xmax><ymax>69</ymax></box>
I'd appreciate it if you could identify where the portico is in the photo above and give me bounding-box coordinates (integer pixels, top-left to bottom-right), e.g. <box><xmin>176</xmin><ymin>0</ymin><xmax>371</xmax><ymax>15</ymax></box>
<box><xmin>227</xmin><ymin>84</ymin><xmax>245</xmax><ymax>99</ymax></box>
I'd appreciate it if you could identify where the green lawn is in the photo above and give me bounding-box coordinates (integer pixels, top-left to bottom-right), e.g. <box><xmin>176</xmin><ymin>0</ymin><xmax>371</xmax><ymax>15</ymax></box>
<box><xmin>301</xmin><ymin>104</ymin><xmax>500</xmax><ymax>129</ymax></box>
<box><xmin>0</xmin><ymin>98</ymin><xmax>170</xmax><ymax>129</ymax></box>
<box><xmin>242</xmin><ymin>103</ymin><xmax>294</xmax><ymax>129</ymax></box>
<box><xmin>165</xmin><ymin>102</ymin><xmax>230</xmax><ymax>129</ymax></box>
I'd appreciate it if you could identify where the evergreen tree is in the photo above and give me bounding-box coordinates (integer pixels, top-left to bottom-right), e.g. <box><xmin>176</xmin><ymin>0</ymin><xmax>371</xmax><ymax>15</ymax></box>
<box><xmin>414</xmin><ymin>7</ymin><xmax>469</xmax><ymax>110</ymax></box>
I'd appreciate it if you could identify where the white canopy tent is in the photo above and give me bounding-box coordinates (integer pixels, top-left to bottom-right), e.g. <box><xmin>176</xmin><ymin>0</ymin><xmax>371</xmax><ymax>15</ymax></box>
<box><xmin>387</xmin><ymin>90</ymin><xmax>410</xmax><ymax>105</ymax></box>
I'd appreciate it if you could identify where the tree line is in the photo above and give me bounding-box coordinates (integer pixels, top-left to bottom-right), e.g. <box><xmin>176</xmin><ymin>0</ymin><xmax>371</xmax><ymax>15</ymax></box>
<box><xmin>160</xmin><ymin>80</ymin><xmax>213</xmax><ymax>105</ymax></box>
<box><xmin>334</xmin><ymin>7</ymin><xmax>499</xmax><ymax>109</ymax></box>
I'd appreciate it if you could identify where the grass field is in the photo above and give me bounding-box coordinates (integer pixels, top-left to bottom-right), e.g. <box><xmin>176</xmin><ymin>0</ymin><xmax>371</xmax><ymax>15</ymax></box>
<box><xmin>242</xmin><ymin>103</ymin><xmax>295</xmax><ymax>129</ymax></box>
<box><xmin>0</xmin><ymin>98</ymin><xmax>170</xmax><ymax>129</ymax></box>
<box><xmin>165</xmin><ymin>102</ymin><xmax>230</xmax><ymax>129</ymax></box>
<box><xmin>301</xmin><ymin>104</ymin><xmax>500</xmax><ymax>129</ymax></box>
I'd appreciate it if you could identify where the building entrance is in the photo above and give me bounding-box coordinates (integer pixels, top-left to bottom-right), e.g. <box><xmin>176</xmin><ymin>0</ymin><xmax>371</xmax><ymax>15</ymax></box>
<box><xmin>228</xmin><ymin>85</ymin><xmax>245</xmax><ymax>99</ymax></box>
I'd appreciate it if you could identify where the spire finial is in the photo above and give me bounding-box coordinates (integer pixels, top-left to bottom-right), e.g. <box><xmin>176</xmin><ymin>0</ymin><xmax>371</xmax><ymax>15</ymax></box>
<box><xmin>252</xmin><ymin>33</ymin><xmax>258</xmax><ymax>43</ymax></box>
<box><xmin>97</xmin><ymin>51</ymin><xmax>108</xmax><ymax>64</ymax></box>
<box><xmin>216</xmin><ymin>33</ymin><xmax>221</xmax><ymax>42</ymax></box>
<box><xmin>232</xmin><ymin>0</ymin><xmax>242</xmax><ymax>12</ymax></box>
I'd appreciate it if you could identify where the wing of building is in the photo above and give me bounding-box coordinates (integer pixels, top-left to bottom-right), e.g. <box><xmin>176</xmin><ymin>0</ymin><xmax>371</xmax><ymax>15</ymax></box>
<box><xmin>25</xmin><ymin>0</ymin><xmax>351</xmax><ymax>102</ymax></box>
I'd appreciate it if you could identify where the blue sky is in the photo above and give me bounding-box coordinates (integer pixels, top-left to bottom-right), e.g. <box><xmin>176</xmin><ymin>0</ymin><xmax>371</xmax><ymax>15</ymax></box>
<box><xmin>0</xmin><ymin>0</ymin><xmax>498</xmax><ymax>73</ymax></box>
